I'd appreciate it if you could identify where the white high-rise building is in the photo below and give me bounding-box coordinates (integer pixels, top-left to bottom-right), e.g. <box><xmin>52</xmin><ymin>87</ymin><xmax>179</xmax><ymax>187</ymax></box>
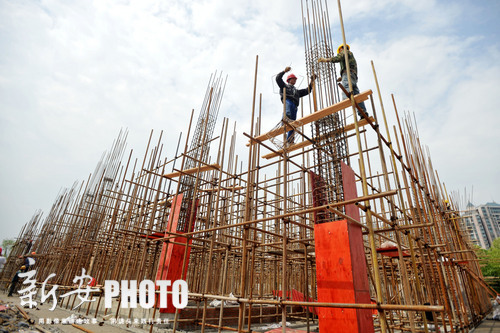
<box><xmin>462</xmin><ymin>202</ymin><xmax>500</xmax><ymax>249</ymax></box>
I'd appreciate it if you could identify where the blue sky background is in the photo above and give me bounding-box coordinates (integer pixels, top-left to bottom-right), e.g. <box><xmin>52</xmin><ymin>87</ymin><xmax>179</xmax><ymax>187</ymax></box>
<box><xmin>1</xmin><ymin>0</ymin><xmax>499</xmax><ymax>241</ymax></box>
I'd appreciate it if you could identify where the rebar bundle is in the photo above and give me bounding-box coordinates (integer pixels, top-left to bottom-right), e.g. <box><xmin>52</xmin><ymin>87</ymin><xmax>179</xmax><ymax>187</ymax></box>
<box><xmin>175</xmin><ymin>72</ymin><xmax>227</xmax><ymax>233</ymax></box>
<box><xmin>303</xmin><ymin>0</ymin><xmax>348</xmax><ymax>223</ymax></box>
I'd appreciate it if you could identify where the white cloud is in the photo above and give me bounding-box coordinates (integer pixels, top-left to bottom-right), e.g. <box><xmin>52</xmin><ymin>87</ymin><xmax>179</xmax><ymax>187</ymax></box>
<box><xmin>1</xmin><ymin>0</ymin><xmax>499</xmax><ymax>240</ymax></box>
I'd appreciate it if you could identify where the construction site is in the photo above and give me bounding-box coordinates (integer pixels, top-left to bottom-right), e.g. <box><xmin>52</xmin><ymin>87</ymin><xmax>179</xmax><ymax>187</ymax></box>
<box><xmin>0</xmin><ymin>1</ymin><xmax>497</xmax><ymax>332</ymax></box>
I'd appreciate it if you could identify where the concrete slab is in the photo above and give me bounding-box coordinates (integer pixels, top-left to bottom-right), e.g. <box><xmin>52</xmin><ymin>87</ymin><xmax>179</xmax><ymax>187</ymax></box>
<box><xmin>472</xmin><ymin>319</ymin><xmax>500</xmax><ymax>332</ymax></box>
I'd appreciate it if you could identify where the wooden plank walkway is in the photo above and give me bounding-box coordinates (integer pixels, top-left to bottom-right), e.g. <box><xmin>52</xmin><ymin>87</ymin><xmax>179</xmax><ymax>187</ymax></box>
<box><xmin>163</xmin><ymin>163</ymin><xmax>220</xmax><ymax>179</ymax></box>
<box><xmin>248</xmin><ymin>90</ymin><xmax>372</xmax><ymax>146</ymax></box>
<box><xmin>262</xmin><ymin>116</ymin><xmax>375</xmax><ymax>159</ymax></box>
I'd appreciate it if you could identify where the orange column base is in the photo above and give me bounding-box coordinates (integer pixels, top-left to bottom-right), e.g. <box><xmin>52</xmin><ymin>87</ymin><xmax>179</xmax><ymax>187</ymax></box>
<box><xmin>315</xmin><ymin>220</ymin><xmax>374</xmax><ymax>332</ymax></box>
<box><xmin>313</xmin><ymin>162</ymin><xmax>374</xmax><ymax>332</ymax></box>
<box><xmin>155</xmin><ymin>194</ymin><xmax>197</xmax><ymax>313</ymax></box>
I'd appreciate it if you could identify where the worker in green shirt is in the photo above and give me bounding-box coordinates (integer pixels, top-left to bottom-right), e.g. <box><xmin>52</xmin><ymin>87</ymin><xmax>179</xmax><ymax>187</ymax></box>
<box><xmin>318</xmin><ymin>44</ymin><xmax>368</xmax><ymax>119</ymax></box>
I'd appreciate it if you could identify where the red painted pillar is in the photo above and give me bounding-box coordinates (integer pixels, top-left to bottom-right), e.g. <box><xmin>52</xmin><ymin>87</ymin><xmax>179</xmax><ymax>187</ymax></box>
<box><xmin>313</xmin><ymin>162</ymin><xmax>374</xmax><ymax>332</ymax></box>
<box><xmin>155</xmin><ymin>193</ymin><xmax>198</xmax><ymax>313</ymax></box>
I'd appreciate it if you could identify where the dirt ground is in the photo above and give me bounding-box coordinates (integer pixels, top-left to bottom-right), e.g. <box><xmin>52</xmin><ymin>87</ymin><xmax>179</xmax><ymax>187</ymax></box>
<box><xmin>1</xmin><ymin>292</ymin><xmax>317</xmax><ymax>333</ymax></box>
<box><xmin>1</xmin><ymin>294</ymin><xmax>171</xmax><ymax>333</ymax></box>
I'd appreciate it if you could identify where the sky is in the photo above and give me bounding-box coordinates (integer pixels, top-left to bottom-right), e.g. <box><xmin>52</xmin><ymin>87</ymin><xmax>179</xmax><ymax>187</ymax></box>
<box><xmin>1</xmin><ymin>0</ymin><xmax>499</xmax><ymax>241</ymax></box>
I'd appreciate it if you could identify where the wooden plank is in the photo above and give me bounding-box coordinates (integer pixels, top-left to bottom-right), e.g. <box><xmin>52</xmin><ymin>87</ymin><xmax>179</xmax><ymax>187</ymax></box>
<box><xmin>200</xmin><ymin>186</ymin><xmax>244</xmax><ymax>192</ymax></box>
<box><xmin>261</xmin><ymin>116</ymin><xmax>374</xmax><ymax>159</ymax></box>
<box><xmin>163</xmin><ymin>163</ymin><xmax>220</xmax><ymax>179</ymax></box>
<box><xmin>265</xmin><ymin>328</ymin><xmax>309</xmax><ymax>333</ymax></box>
<box><xmin>248</xmin><ymin>90</ymin><xmax>372</xmax><ymax>146</ymax></box>
<box><xmin>71</xmin><ymin>324</ymin><xmax>94</xmax><ymax>333</ymax></box>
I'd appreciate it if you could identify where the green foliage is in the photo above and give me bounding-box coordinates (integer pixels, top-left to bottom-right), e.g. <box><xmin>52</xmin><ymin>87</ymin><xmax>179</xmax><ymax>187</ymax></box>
<box><xmin>1</xmin><ymin>238</ymin><xmax>15</xmax><ymax>257</ymax></box>
<box><xmin>479</xmin><ymin>238</ymin><xmax>500</xmax><ymax>292</ymax></box>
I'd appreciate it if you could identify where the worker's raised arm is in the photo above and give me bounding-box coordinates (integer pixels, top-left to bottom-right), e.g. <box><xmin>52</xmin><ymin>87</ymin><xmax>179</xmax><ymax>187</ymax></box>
<box><xmin>276</xmin><ymin>66</ymin><xmax>291</xmax><ymax>88</ymax></box>
<box><xmin>298</xmin><ymin>74</ymin><xmax>316</xmax><ymax>97</ymax></box>
<box><xmin>318</xmin><ymin>53</ymin><xmax>343</xmax><ymax>64</ymax></box>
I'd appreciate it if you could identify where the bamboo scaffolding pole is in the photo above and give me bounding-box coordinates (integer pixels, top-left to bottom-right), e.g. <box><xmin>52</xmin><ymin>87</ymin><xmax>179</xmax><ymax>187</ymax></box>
<box><xmin>336</xmin><ymin>1</ymin><xmax>388</xmax><ymax>331</ymax></box>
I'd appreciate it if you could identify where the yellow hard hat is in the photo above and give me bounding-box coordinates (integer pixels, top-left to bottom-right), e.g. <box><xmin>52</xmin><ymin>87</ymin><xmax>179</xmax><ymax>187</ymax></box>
<box><xmin>337</xmin><ymin>44</ymin><xmax>350</xmax><ymax>54</ymax></box>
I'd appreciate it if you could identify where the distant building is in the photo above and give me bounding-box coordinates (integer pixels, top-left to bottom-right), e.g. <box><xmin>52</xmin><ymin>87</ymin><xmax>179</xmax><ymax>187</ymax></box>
<box><xmin>462</xmin><ymin>202</ymin><xmax>500</xmax><ymax>249</ymax></box>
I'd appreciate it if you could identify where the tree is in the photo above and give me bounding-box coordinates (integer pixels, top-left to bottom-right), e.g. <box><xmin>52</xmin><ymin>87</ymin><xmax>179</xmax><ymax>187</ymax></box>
<box><xmin>1</xmin><ymin>238</ymin><xmax>15</xmax><ymax>257</ymax></box>
<box><xmin>478</xmin><ymin>238</ymin><xmax>500</xmax><ymax>293</ymax></box>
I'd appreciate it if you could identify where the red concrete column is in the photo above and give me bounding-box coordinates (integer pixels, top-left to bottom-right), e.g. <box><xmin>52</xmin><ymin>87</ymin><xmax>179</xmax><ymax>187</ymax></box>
<box><xmin>314</xmin><ymin>162</ymin><xmax>374</xmax><ymax>332</ymax></box>
<box><xmin>155</xmin><ymin>193</ymin><xmax>198</xmax><ymax>313</ymax></box>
